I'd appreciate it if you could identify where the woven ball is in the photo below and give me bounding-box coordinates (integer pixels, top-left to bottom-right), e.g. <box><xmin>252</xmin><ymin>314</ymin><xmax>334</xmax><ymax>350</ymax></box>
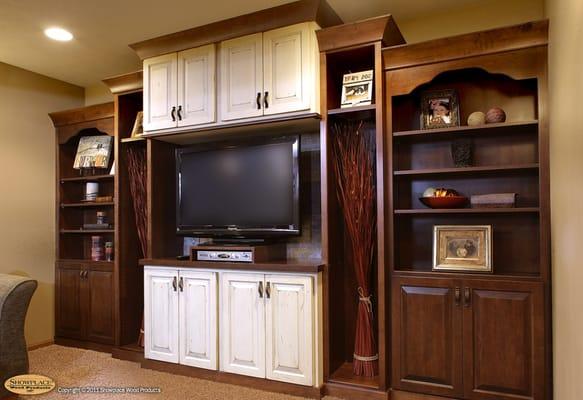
<box><xmin>467</xmin><ymin>111</ymin><xmax>486</xmax><ymax>126</ymax></box>
<box><xmin>485</xmin><ymin>107</ymin><xmax>506</xmax><ymax>123</ymax></box>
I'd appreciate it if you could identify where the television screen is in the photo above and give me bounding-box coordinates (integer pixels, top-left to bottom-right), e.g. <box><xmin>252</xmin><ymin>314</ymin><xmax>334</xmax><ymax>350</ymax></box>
<box><xmin>176</xmin><ymin>136</ymin><xmax>300</xmax><ymax>237</ymax></box>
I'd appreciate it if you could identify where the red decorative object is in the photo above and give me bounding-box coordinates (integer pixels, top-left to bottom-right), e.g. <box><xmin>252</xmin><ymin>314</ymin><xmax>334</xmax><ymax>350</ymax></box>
<box><xmin>420</xmin><ymin>196</ymin><xmax>469</xmax><ymax>209</ymax></box>
<box><xmin>331</xmin><ymin>121</ymin><xmax>378</xmax><ymax>377</ymax></box>
<box><xmin>485</xmin><ymin>107</ymin><xmax>507</xmax><ymax>123</ymax></box>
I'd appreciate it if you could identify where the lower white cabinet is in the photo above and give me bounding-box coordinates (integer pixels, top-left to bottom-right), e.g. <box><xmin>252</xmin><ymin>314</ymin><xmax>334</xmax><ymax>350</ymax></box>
<box><xmin>144</xmin><ymin>266</ymin><xmax>316</xmax><ymax>387</ymax></box>
<box><xmin>144</xmin><ymin>267</ymin><xmax>217</xmax><ymax>370</ymax></box>
<box><xmin>220</xmin><ymin>272</ymin><xmax>314</xmax><ymax>386</ymax></box>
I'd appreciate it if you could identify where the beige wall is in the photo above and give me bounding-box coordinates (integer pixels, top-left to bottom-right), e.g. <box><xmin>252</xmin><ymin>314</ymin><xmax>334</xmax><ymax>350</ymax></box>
<box><xmin>0</xmin><ymin>62</ymin><xmax>84</xmax><ymax>347</ymax></box>
<box><xmin>547</xmin><ymin>0</ymin><xmax>583</xmax><ymax>398</ymax></box>
<box><xmin>398</xmin><ymin>0</ymin><xmax>544</xmax><ymax>43</ymax></box>
<box><xmin>85</xmin><ymin>82</ymin><xmax>114</xmax><ymax>106</ymax></box>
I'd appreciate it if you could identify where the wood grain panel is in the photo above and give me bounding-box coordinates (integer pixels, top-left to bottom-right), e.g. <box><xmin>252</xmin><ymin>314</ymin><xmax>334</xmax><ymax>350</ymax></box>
<box><xmin>86</xmin><ymin>270</ymin><xmax>115</xmax><ymax>344</ymax></box>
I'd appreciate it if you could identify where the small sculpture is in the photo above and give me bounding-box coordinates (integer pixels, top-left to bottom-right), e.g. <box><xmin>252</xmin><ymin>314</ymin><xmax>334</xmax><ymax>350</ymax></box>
<box><xmin>485</xmin><ymin>107</ymin><xmax>506</xmax><ymax>123</ymax></box>
<box><xmin>467</xmin><ymin>111</ymin><xmax>486</xmax><ymax>126</ymax></box>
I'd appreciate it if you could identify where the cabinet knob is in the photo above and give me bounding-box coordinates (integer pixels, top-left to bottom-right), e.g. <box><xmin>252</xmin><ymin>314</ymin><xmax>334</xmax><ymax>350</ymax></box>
<box><xmin>266</xmin><ymin>282</ymin><xmax>271</xmax><ymax>299</ymax></box>
<box><xmin>177</xmin><ymin>105</ymin><xmax>182</xmax><ymax>121</ymax></box>
<box><xmin>258</xmin><ymin>281</ymin><xmax>264</xmax><ymax>298</ymax></box>
<box><xmin>171</xmin><ymin>106</ymin><xmax>176</xmax><ymax>121</ymax></box>
<box><xmin>454</xmin><ymin>287</ymin><xmax>461</xmax><ymax>306</ymax></box>
<box><xmin>256</xmin><ymin>92</ymin><xmax>261</xmax><ymax>109</ymax></box>
<box><xmin>178</xmin><ymin>277</ymin><xmax>184</xmax><ymax>292</ymax></box>
<box><xmin>464</xmin><ymin>287</ymin><xmax>471</xmax><ymax>307</ymax></box>
<box><xmin>264</xmin><ymin>91</ymin><xmax>269</xmax><ymax>109</ymax></box>
<box><xmin>172</xmin><ymin>276</ymin><xmax>177</xmax><ymax>292</ymax></box>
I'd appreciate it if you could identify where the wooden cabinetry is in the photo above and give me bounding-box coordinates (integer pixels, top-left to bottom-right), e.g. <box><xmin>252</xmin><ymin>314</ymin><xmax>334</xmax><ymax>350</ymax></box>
<box><xmin>392</xmin><ymin>276</ymin><xmax>544</xmax><ymax>400</ymax></box>
<box><xmin>56</xmin><ymin>262</ymin><xmax>115</xmax><ymax>344</ymax></box>
<box><xmin>143</xmin><ymin>44</ymin><xmax>216</xmax><ymax>131</ymax></box>
<box><xmin>144</xmin><ymin>267</ymin><xmax>218</xmax><ymax>369</ymax></box>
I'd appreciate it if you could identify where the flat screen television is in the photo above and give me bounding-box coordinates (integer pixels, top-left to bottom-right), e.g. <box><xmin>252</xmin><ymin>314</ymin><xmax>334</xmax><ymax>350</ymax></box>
<box><xmin>176</xmin><ymin>136</ymin><xmax>300</xmax><ymax>238</ymax></box>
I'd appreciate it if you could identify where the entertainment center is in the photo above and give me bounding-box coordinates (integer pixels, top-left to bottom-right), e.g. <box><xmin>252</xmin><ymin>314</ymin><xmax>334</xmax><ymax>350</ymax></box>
<box><xmin>49</xmin><ymin>1</ymin><xmax>551</xmax><ymax>399</ymax></box>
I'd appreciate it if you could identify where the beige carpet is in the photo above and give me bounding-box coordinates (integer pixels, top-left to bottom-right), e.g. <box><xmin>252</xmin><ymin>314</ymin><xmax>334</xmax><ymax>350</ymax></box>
<box><xmin>25</xmin><ymin>345</ymin><xmax>342</xmax><ymax>400</ymax></box>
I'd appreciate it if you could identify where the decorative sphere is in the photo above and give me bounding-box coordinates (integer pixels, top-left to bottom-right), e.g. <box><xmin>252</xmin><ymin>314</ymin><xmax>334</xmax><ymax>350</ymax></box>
<box><xmin>485</xmin><ymin>107</ymin><xmax>506</xmax><ymax>123</ymax></box>
<box><xmin>467</xmin><ymin>111</ymin><xmax>486</xmax><ymax>126</ymax></box>
<box><xmin>423</xmin><ymin>187</ymin><xmax>436</xmax><ymax>198</ymax></box>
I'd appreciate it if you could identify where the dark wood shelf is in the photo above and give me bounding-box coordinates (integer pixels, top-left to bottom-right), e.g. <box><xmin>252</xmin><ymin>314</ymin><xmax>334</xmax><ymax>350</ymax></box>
<box><xmin>328</xmin><ymin>362</ymin><xmax>380</xmax><ymax>389</ymax></box>
<box><xmin>393</xmin><ymin>120</ymin><xmax>538</xmax><ymax>138</ymax></box>
<box><xmin>392</xmin><ymin>269</ymin><xmax>541</xmax><ymax>281</ymax></box>
<box><xmin>121</xmin><ymin>136</ymin><xmax>146</xmax><ymax>143</ymax></box>
<box><xmin>140</xmin><ymin>258</ymin><xmax>325</xmax><ymax>274</ymax></box>
<box><xmin>60</xmin><ymin>229</ymin><xmax>115</xmax><ymax>234</ymax></box>
<box><xmin>60</xmin><ymin>174</ymin><xmax>114</xmax><ymax>183</ymax></box>
<box><xmin>394</xmin><ymin>163</ymin><xmax>539</xmax><ymax>177</ymax></box>
<box><xmin>327</xmin><ymin>104</ymin><xmax>376</xmax><ymax>119</ymax></box>
<box><xmin>60</xmin><ymin>202</ymin><xmax>115</xmax><ymax>208</ymax></box>
<box><xmin>57</xmin><ymin>259</ymin><xmax>114</xmax><ymax>266</ymax></box>
<box><xmin>395</xmin><ymin>207</ymin><xmax>539</xmax><ymax>215</ymax></box>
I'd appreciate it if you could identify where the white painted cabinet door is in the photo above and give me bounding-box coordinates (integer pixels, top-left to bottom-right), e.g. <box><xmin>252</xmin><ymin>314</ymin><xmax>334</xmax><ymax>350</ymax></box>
<box><xmin>265</xmin><ymin>274</ymin><xmax>313</xmax><ymax>386</ymax></box>
<box><xmin>220</xmin><ymin>33</ymin><xmax>263</xmax><ymax>121</ymax></box>
<box><xmin>144</xmin><ymin>268</ymin><xmax>179</xmax><ymax>363</ymax></box>
<box><xmin>177</xmin><ymin>45</ymin><xmax>216</xmax><ymax>127</ymax></box>
<box><xmin>219</xmin><ymin>272</ymin><xmax>265</xmax><ymax>378</ymax></box>
<box><xmin>263</xmin><ymin>23</ymin><xmax>311</xmax><ymax>115</ymax></box>
<box><xmin>143</xmin><ymin>53</ymin><xmax>178</xmax><ymax>131</ymax></box>
<box><xmin>178</xmin><ymin>270</ymin><xmax>218</xmax><ymax>370</ymax></box>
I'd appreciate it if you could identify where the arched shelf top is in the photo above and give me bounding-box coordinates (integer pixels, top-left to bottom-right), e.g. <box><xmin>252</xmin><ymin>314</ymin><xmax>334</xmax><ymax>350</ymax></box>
<box><xmin>62</xmin><ymin>127</ymin><xmax>110</xmax><ymax>146</ymax></box>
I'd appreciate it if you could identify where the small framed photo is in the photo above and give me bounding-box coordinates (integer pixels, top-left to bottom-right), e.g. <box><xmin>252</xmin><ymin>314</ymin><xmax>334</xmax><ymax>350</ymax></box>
<box><xmin>341</xmin><ymin>70</ymin><xmax>373</xmax><ymax>108</ymax></box>
<box><xmin>433</xmin><ymin>225</ymin><xmax>492</xmax><ymax>273</ymax></box>
<box><xmin>421</xmin><ymin>89</ymin><xmax>460</xmax><ymax>129</ymax></box>
<box><xmin>130</xmin><ymin>111</ymin><xmax>144</xmax><ymax>138</ymax></box>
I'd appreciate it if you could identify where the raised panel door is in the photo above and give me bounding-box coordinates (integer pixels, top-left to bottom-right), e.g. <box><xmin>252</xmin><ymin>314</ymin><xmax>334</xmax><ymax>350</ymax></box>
<box><xmin>392</xmin><ymin>276</ymin><xmax>463</xmax><ymax>398</ymax></box>
<box><xmin>179</xmin><ymin>270</ymin><xmax>218</xmax><ymax>370</ymax></box>
<box><xmin>263</xmin><ymin>23</ymin><xmax>312</xmax><ymax>115</ymax></box>
<box><xmin>86</xmin><ymin>270</ymin><xmax>115</xmax><ymax>344</ymax></box>
<box><xmin>463</xmin><ymin>280</ymin><xmax>545</xmax><ymax>400</ymax></box>
<box><xmin>144</xmin><ymin>268</ymin><xmax>179</xmax><ymax>363</ymax></box>
<box><xmin>178</xmin><ymin>45</ymin><xmax>216</xmax><ymax>127</ymax></box>
<box><xmin>220</xmin><ymin>33</ymin><xmax>263</xmax><ymax>121</ymax></box>
<box><xmin>219</xmin><ymin>272</ymin><xmax>265</xmax><ymax>378</ymax></box>
<box><xmin>56</xmin><ymin>266</ymin><xmax>84</xmax><ymax>340</ymax></box>
<box><xmin>143</xmin><ymin>53</ymin><xmax>177</xmax><ymax>131</ymax></box>
<box><xmin>265</xmin><ymin>274</ymin><xmax>313</xmax><ymax>386</ymax></box>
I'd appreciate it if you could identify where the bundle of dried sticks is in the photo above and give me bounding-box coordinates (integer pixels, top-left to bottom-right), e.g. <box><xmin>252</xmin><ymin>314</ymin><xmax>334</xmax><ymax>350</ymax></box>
<box><xmin>331</xmin><ymin>121</ymin><xmax>378</xmax><ymax>377</ymax></box>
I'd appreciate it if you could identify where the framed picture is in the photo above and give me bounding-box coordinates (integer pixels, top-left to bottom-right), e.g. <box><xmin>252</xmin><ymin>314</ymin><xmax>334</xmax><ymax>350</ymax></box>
<box><xmin>433</xmin><ymin>225</ymin><xmax>492</xmax><ymax>272</ymax></box>
<box><xmin>421</xmin><ymin>89</ymin><xmax>460</xmax><ymax>129</ymax></box>
<box><xmin>341</xmin><ymin>70</ymin><xmax>373</xmax><ymax>108</ymax></box>
<box><xmin>73</xmin><ymin>135</ymin><xmax>113</xmax><ymax>169</ymax></box>
<box><xmin>130</xmin><ymin>111</ymin><xmax>144</xmax><ymax>138</ymax></box>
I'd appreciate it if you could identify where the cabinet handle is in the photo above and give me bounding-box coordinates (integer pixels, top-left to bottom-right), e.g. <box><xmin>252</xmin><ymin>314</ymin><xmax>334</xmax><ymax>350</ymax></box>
<box><xmin>177</xmin><ymin>105</ymin><xmax>182</xmax><ymax>121</ymax></box>
<box><xmin>79</xmin><ymin>270</ymin><xmax>84</xmax><ymax>278</ymax></box>
<box><xmin>172</xmin><ymin>276</ymin><xmax>177</xmax><ymax>292</ymax></box>
<box><xmin>266</xmin><ymin>282</ymin><xmax>271</xmax><ymax>299</ymax></box>
<box><xmin>454</xmin><ymin>287</ymin><xmax>461</xmax><ymax>306</ymax></box>
<box><xmin>264</xmin><ymin>91</ymin><xmax>269</xmax><ymax>109</ymax></box>
<box><xmin>256</xmin><ymin>92</ymin><xmax>261</xmax><ymax>109</ymax></box>
<box><xmin>85</xmin><ymin>271</ymin><xmax>89</xmax><ymax>279</ymax></box>
<box><xmin>258</xmin><ymin>281</ymin><xmax>264</xmax><ymax>298</ymax></box>
<box><xmin>179</xmin><ymin>277</ymin><xmax>184</xmax><ymax>292</ymax></box>
<box><xmin>464</xmin><ymin>287</ymin><xmax>471</xmax><ymax>307</ymax></box>
<box><xmin>171</xmin><ymin>106</ymin><xmax>176</xmax><ymax>121</ymax></box>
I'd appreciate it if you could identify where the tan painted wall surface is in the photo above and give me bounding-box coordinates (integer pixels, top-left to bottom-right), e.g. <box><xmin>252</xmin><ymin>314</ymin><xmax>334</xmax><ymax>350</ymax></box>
<box><xmin>0</xmin><ymin>62</ymin><xmax>84</xmax><ymax>347</ymax></box>
<box><xmin>398</xmin><ymin>0</ymin><xmax>544</xmax><ymax>43</ymax></box>
<box><xmin>85</xmin><ymin>82</ymin><xmax>114</xmax><ymax>106</ymax></box>
<box><xmin>547</xmin><ymin>0</ymin><xmax>583</xmax><ymax>398</ymax></box>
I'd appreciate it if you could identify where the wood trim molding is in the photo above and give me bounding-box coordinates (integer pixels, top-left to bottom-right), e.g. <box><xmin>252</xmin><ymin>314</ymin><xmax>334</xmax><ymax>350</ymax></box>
<box><xmin>129</xmin><ymin>0</ymin><xmax>342</xmax><ymax>60</ymax></box>
<box><xmin>49</xmin><ymin>102</ymin><xmax>114</xmax><ymax>127</ymax></box>
<box><xmin>102</xmin><ymin>71</ymin><xmax>143</xmax><ymax>94</ymax></box>
<box><xmin>383</xmin><ymin>20</ymin><xmax>548</xmax><ymax>71</ymax></box>
<box><xmin>323</xmin><ymin>382</ymin><xmax>389</xmax><ymax>400</ymax></box>
<box><xmin>27</xmin><ymin>340</ymin><xmax>54</xmax><ymax>351</ymax></box>
<box><xmin>316</xmin><ymin>15</ymin><xmax>405</xmax><ymax>53</ymax></box>
<box><xmin>390</xmin><ymin>389</ymin><xmax>458</xmax><ymax>400</ymax></box>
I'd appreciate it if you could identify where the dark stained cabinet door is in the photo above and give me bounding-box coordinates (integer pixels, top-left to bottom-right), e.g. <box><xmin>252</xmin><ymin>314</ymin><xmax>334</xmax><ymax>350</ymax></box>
<box><xmin>462</xmin><ymin>280</ymin><xmax>545</xmax><ymax>400</ymax></box>
<box><xmin>86</xmin><ymin>270</ymin><xmax>115</xmax><ymax>344</ymax></box>
<box><xmin>56</xmin><ymin>266</ymin><xmax>84</xmax><ymax>340</ymax></box>
<box><xmin>392</xmin><ymin>277</ymin><xmax>463</xmax><ymax>398</ymax></box>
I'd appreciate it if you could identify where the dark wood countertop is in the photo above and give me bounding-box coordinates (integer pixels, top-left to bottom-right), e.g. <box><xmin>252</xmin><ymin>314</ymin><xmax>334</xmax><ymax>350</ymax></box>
<box><xmin>139</xmin><ymin>258</ymin><xmax>326</xmax><ymax>273</ymax></box>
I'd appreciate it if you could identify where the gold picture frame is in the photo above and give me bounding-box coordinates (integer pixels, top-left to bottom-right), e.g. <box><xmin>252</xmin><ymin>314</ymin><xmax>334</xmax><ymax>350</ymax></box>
<box><xmin>433</xmin><ymin>225</ymin><xmax>492</xmax><ymax>272</ymax></box>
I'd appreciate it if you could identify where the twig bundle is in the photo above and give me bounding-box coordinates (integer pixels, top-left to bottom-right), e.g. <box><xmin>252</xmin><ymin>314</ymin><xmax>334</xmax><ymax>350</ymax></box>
<box><xmin>331</xmin><ymin>121</ymin><xmax>378</xmax><ymax>377</ymax></box>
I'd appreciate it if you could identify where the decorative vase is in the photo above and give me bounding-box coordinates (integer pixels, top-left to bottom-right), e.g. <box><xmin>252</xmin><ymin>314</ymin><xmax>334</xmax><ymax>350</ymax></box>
<box><xmin>451</xmin><ymin>138</ymin><xmax>473</xmax><ymax>167</ymax></box>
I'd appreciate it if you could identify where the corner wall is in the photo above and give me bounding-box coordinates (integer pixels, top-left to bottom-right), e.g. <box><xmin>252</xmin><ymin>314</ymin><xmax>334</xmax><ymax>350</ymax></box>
<box><xmin>0</xmin><ymin>62</ymin><xmax>84</xmax><ymax>347</ymax></box>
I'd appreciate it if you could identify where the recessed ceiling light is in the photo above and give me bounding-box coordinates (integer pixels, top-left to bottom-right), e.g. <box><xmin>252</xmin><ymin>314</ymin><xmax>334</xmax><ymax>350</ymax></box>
<box><xmin>44</xmin><ymin>27</ymin><xmax>73</xmax><ymax>42</ymax></box>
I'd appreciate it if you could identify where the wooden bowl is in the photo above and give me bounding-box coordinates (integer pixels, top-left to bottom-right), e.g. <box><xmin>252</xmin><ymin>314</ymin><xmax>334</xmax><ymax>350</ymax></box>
<box><xmin>419</xmin><ymin>196</ymin><xmax>469</xmax><ymax>209</ymax></box>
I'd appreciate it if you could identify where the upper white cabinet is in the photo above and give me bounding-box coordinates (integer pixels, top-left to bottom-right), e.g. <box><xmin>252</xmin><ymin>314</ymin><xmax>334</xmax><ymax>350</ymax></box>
<box><xmin>220</xmin><ymin>33</ymin><xmax>264</xmax><ymax>121</ymax></box>
<box><xmin>143</xmin><ymin>44</ymin><xmax>216</xmax><ymax>131</ymax></box>
<box><xmin>220</xmin><ymin>23</ymin><xmax>318</xmax><ymax>121</ymax></box>
<box><xmin>143</xmin><ymin>54</ymin><xmax>178</xmax><ymax>131</ymax></box>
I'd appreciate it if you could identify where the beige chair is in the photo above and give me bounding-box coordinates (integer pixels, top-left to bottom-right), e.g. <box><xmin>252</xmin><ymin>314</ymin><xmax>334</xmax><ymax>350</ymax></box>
<box><xmin>0</xmin><ymin>274</ymin><xmax>37</xmax><ymax>398</ymax></box>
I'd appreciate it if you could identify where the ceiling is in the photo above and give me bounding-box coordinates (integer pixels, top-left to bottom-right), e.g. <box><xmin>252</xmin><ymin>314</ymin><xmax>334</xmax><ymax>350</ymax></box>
<box><xmin>0</xmin><ymin>0</ymin><xmax>484</xmax><ymax>88</ymax></box>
